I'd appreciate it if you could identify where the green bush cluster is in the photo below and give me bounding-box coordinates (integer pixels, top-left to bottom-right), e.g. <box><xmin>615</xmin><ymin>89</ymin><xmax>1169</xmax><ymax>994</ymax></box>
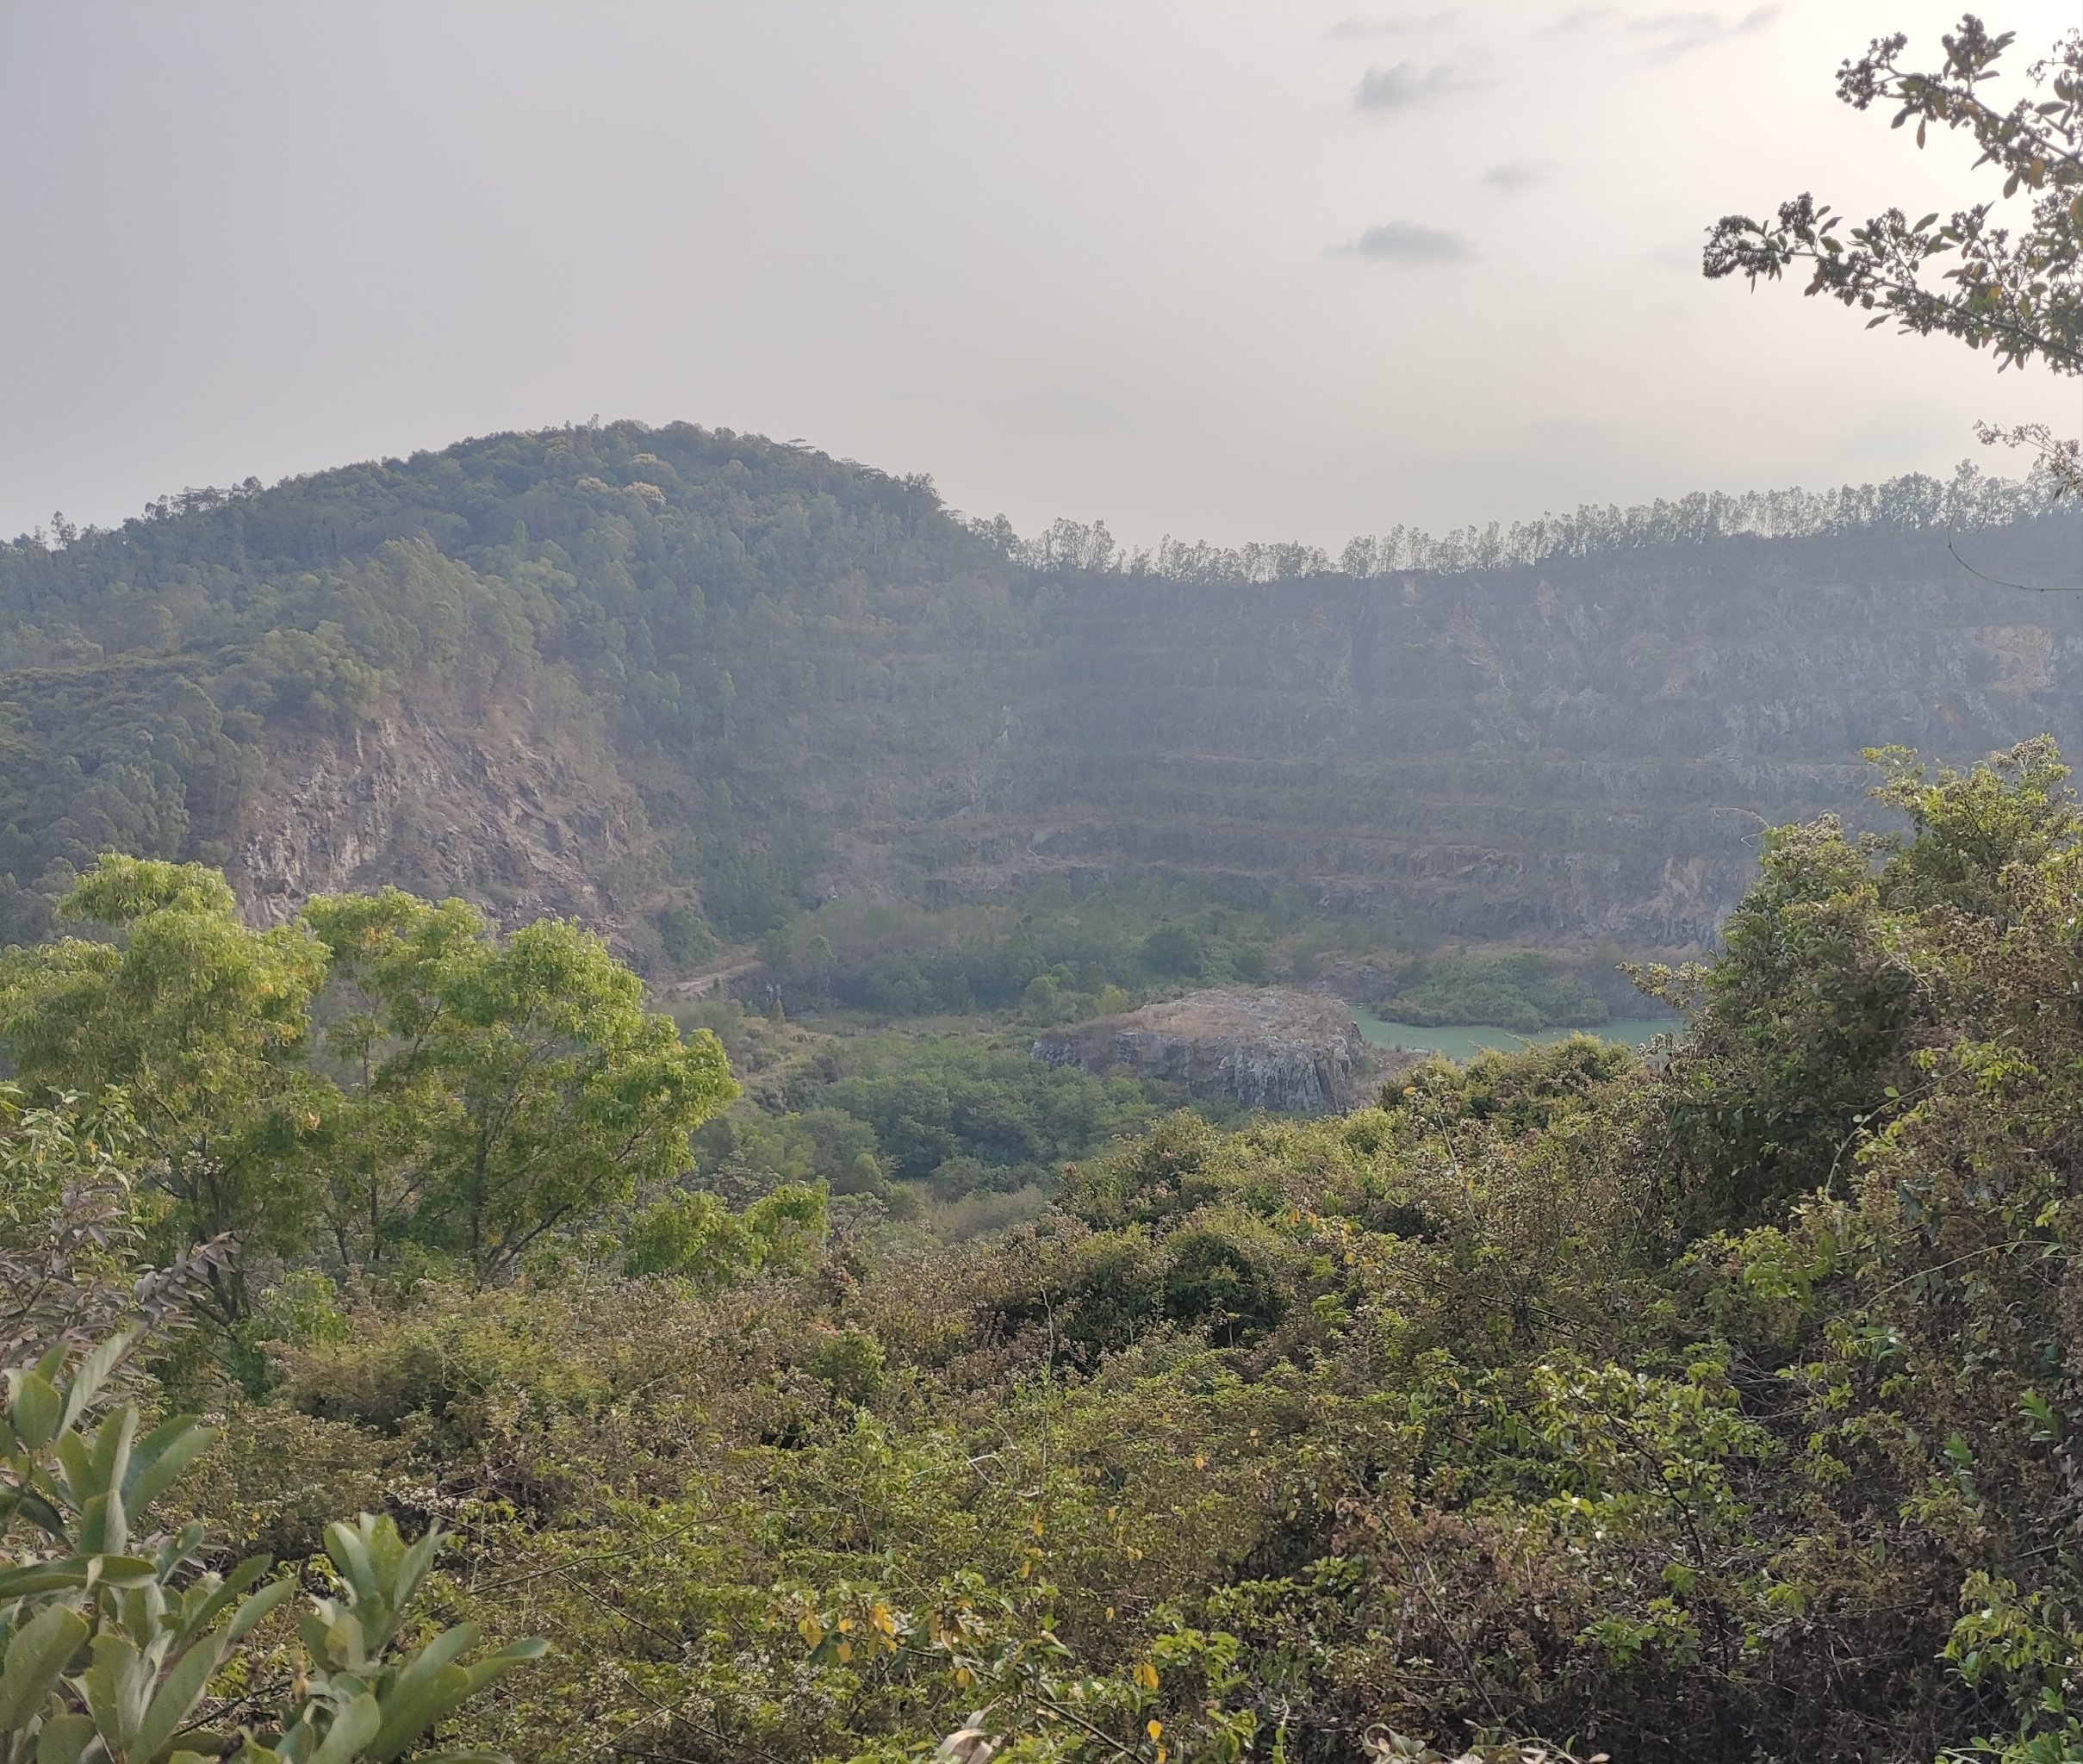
<box><xmin>758</xmin><ymin>881</ymin><xmax>1296</xmax><ymax>1022</ymax></box>
<box><xmin>0</xmin><ymin>1100</ymin><xmax>544</xmax><ymax>1762</ymax></box>
<box><xmin>0</xmin><ymin>857</ymin><xmax>740</xmax><ymax>1310</ymax></box>
<box><xmin>1378</xmin><ymin>948</ymin><xmax>1610</xmax><ymax>1031</ymax></box>
<box><xmin>673</xmin><ymin>1031</ymin><xmax>1218</xmax><ymax>1205</ymax></box>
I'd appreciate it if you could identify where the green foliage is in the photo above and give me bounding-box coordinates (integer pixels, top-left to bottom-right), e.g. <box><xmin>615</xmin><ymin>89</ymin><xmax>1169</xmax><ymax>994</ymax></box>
<box><xmin>797</xmin><ymin>1034</ymin><xmax>1207</xmax><ymax>1196</ymax></box>
<box><xmin>654</xmin><ymin>904</ymin><xmax>713</xmax><ymax>970</ymax></box>
<box><xmin>0</xmin><ymin>1351</ymin><xmax>545</xmax><ymax>1764</ymax></box>
<box><xmin>0</xmin><ymin>1091</ymin><xmax>228</xmax><ymax>1395</ymax></box>
<box><xmin>2</xmin><ymin>742</ymin><xmax>2080</xmax><ymax>1763</ymax></box>
<box><xmin>0</xmin><ymin>856</ymin><xmax>331</xmax><ymax>1315</ymax></box>
<box><xmin>662</xmin><ymin>1006</ymin><xmax>1221</xmax><ymax>1209</ymax></box>
<box><xmin>1867</xmin><ymin>735</ymin><xmax>2080</xmax><ymax>917</ymax></box>
<box><xmin>0</xmin><ymin>1120</ymin><xmax>541</xmax><ymax>1764</ymax></box>
<box><xmin>1379</xmin><ymin>948</ymin><xmax>1609</xmax><ymax>1033</ymax></box>
<box><xmin>698</xmin><ymin>844</ymin><xmax>811</xmax><ymax>941</ymax></box>
<box><xmin>764</xmin><ymin>881</ymin><xmax>1329</xmax><ymax>1022</ymax></box>
<box><xmin>0</xmin><ymin>862</ymin><xmax>737</xmax><ymax>1304</ymax></box>
<box><xmin>302</xmin><ymin>889</ymin><xmax>738</xmax><ymax>1276</ymax></box>
<box><xmin>365</xmin><ymin>742</ymin><xmax>2076</xmax><ymax>1761</ymax></box>
<box><xmin>1658</xmin><ymin>736</ymin><xmax>2079</xmax><ymax>1233</ymax></box>
<box><xmin>622</xmin><ymin>1182</ymin><xmax>826</xmax><ymax>1282</ymax></box>
<box><xmin>1138</xmin><ymin>925</ymin><xmax>1204</xmax><ymax>981</ymax></box>
<box><xmin>1385</xmin><ymin>1034</ymin><xmax>1635</xmax><ymax>1134</ymax></box>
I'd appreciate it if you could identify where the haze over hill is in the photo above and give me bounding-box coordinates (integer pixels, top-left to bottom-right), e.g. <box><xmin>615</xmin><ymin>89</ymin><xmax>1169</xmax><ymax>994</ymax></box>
<box><xmin>0</xmin><ymin>419</ymin><xmax>2075</xmax><ymax>959</ymax></box>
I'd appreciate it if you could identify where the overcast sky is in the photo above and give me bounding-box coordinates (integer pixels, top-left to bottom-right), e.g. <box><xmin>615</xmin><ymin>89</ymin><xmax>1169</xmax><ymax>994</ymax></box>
<box><xmin>3</xmin><ymin>2</ymin><xmax>2078</xmax><ymax>548</ymax></box>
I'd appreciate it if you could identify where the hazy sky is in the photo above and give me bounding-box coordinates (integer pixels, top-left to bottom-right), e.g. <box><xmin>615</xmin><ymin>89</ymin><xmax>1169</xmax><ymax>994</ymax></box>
<box><xmin>3</xmin><ymin>2</ymin><xmax>2078</xmax><ymax>547</ymax></box>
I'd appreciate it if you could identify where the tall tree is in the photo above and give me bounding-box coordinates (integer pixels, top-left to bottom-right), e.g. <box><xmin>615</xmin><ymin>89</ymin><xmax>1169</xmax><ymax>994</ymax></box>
<box><xmin>302</xmin><ymin>889</ymin><xmax>737</xmax><ymax>1276</ymax></box>
<box><xmin>0</xmin><ymin>855</ymin><xmax>330</xmax><ymax>1319</ymax></box>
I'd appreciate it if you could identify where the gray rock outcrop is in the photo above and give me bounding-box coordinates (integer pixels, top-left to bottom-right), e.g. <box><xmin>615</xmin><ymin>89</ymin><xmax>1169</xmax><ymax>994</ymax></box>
<box><xmin>228</xmin><ymin>697</ymin><xmax>644</xmax><ymax>935</ymax></box>
<box><xmin>1032</xmin><ymin>987</ymin><xmax>1381</xmax><ymax>1115</ymax></box>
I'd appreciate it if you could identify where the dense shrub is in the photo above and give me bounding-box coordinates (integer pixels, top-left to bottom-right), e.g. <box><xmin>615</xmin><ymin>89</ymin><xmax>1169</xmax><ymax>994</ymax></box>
<box><xmin>1381</xmin><ymin>947</ymin><xmax>1610</xmax><ymax>1030</ymax></box>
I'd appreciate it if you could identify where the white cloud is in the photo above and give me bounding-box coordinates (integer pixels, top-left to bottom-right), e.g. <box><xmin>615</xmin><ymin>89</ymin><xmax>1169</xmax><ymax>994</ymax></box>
<box><xmin>1551</xmin><ymin>4</ymin><xmax>1781</xmax><ymax>61</ymax></box>
<box><xmin>1328</xmin><ymin>9</ymin><xmax>1456</xmax><ymax>37</ymax></box>
<box><xmin>1634</xmin><ymin>6</ymin><xmax>1781</xmax><ymax>62</ymax></box>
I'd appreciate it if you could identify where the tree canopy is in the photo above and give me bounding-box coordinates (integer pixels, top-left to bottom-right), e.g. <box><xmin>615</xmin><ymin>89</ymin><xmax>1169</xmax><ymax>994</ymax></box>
<box><xmin>0</xmin><ymin>857</ymin><xmax>737</xmax><ymax>1310</ymax></box>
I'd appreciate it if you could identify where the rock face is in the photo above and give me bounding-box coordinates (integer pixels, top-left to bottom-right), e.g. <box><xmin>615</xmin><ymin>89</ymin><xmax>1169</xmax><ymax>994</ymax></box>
<box><xmin>149</xmin><ymin>513</ymin><xmax>2083</xmax><ymax>957</ymax></box>
<box><xmin>227</xmin><ymin>698</ymin><xmax>646</xmax><ymax>935</ymax></box>
<box><xmin>1033</xmin><ymin>987</ymin><xmax>1378</xmax><ymax>1115</ymax></box>
<box><xmin>700</xmin><ymin>515</ymin><xmax>2081</xmax><ymax>952</ymax></box>
<box><xmin>966</xmin><ymin>524</ymin><xmax>2083</xmax><ymax>947</ymax></box>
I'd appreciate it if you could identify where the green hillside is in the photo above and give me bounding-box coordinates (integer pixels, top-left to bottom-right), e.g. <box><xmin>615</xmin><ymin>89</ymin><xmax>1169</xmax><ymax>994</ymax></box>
<box><xmin>2</xmin><ymin>422</ymin><xmax>2076</xmax><ymax>962</ymax></box>
<box><xmin>1</xmin><ymin>432</ymin><xmax>2079</xmax><ymax>1763</ymax></box>
<box><xmin>0</xmin><ymin>425</ymin><xmax>1014</xmax><ymax>951</ymax></box>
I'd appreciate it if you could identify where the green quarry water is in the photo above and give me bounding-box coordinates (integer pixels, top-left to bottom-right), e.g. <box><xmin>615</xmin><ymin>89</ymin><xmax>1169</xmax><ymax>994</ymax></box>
<box><xmin>1353</xmin><ymin>1010</ymin><xmax>1681</xmax><ymax>1062</ymax></box>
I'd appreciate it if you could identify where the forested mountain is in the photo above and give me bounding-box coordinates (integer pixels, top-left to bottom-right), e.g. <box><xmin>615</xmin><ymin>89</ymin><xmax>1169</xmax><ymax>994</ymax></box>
<box><xmin>2</xmin><ymin>420</ymin><xmax>2075</xmax><ymax>956</ymax></box>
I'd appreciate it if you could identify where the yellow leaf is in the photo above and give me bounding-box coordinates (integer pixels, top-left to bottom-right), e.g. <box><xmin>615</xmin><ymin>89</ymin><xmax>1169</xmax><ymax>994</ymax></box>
<box><xmin>1147</xmin><ymin>1721</ymin><xmax>1164</xmax><ymax>1742</ymax></box>
<box><xmin>1134</xmin><ymin>1662</ymin><xmax>1160</xmax><ymax>1691</ymax></box>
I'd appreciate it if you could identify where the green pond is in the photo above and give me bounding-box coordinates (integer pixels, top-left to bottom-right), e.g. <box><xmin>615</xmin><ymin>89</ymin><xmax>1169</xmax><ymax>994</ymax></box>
<box><xmin>1353</xmin><ymin>1010</ymin><xmax>1681</xmax><ymax>1061</ymax></box>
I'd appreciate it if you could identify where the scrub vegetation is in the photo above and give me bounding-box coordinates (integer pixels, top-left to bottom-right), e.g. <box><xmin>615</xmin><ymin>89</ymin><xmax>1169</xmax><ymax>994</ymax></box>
<box><xmin>3</xmin><ymin>742</ymin><xmax>2081</xmax><ymax>1763</ymax></box>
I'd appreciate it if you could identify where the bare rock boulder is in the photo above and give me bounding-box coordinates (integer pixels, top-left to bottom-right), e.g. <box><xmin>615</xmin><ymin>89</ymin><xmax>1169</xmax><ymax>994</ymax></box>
<box><xmin>1033</xmin><ymin>986</ymin><xmax>1383</xmax><ymax>1116</ymax></box>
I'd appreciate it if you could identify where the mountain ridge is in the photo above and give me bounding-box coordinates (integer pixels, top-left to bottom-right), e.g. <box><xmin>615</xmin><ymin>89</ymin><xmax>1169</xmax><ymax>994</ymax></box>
<box><xmin>1</xmin><ymin>420</ymin><xmax>2075</xmax><ymax>957</ymax></box>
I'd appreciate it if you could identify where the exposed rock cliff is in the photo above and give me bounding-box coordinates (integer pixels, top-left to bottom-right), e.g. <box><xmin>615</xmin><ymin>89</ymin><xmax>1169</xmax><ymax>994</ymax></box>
<box><xmin>221</xmin><ymin>519</ymin><xmax>2083</xmax><ymax>954</ymax></box>
<box><xmin>896</xmin><ymin>519</ymin><xmax>2083</xmax><ymax>947</ymax></box>
<box><xmin>1032</xmin><ymin>987</ymin><xmax>1383</xmax><ymax>1115</ymax></box>
<box><xmin>8</xmin><ymin>425</ymin><xmax>2073</xmax><ymax>956</ymax></box>
<box><xmin>227</xmin><ymin>698</ymin><xmax>647</xmax><ymax>934</ymax></box>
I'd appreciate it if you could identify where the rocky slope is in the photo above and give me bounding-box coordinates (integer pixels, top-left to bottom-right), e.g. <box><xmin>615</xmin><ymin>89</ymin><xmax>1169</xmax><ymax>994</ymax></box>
<box><xmin>919</xmin><ymin>520</ymin><xmax>2083</xmax><ymax>947</ymax></box>
<box><xmin>1033</xmin><ymin>987</ymin><xmax>1383</xmax><ymax>1115</ymax></box>
<box><xmin>229</xmin><ymin>699</ymin><xmax>647</xmax><ymax>932</ymax></box>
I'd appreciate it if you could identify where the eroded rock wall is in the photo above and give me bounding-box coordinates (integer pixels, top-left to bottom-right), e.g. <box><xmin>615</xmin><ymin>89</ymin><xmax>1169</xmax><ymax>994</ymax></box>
<box><xmin>228</xmin><ymin>699</ymin><xmax>645</xmax><ymax>934</ymax></box>
<box><xmin>215</xmin><ymin>515</ymin><xmax>2083</xmax><ymax>953</ymax></box>
<box><xmin>917</xmin><ymin>518</ymin><xmax>2083</xmax><ymax>947</ymax></box>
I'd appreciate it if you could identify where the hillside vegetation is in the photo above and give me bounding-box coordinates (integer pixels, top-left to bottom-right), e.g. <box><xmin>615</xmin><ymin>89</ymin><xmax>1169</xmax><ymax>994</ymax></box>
<box><xmin>0</xmin><ymin>741</ymin><xmax>2079</xmax><ymax>1761</ymax></box>
<box><xmin>3</xmin><ymin>423</ymin><xmax>2076</xmax><ymax>959</ymax></box>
